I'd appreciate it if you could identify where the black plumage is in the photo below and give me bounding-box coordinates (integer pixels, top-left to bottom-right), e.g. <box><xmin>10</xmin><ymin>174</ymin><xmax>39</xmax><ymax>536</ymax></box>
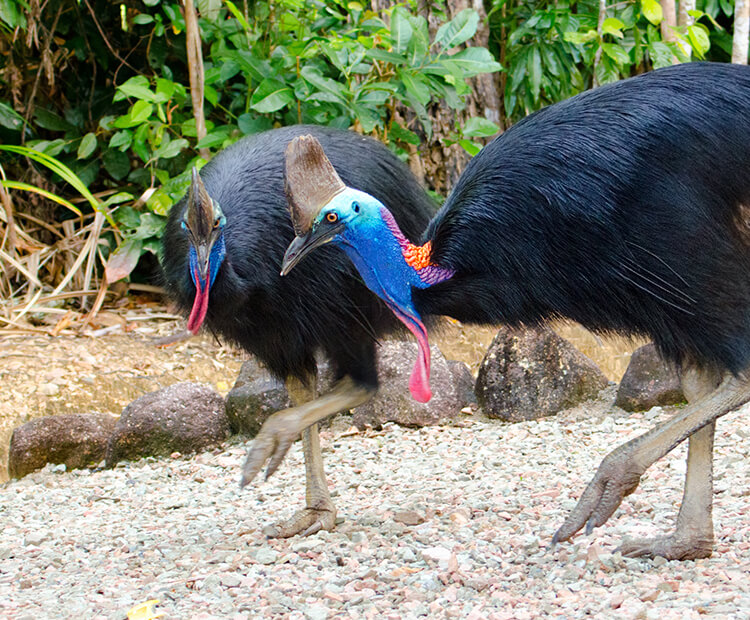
<box><xmin>162</xmin><ymin>125</ymin><xmax>434</xmax><ymax>390</ymax></box>
<box><xmin>417</xmin><ymin>62</ymin><xmax>750</xmax><ymax>377</ymax></box>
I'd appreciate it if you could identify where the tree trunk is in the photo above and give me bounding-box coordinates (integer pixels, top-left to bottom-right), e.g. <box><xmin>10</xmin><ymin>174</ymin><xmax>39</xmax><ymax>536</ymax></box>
<box><xmin>592</xmin><ymin>0</ymin><xmax>607</xmax><ymax>87</ymax></box>
<box><xmin>184</xmin><ymin>0</ymin><xmax>210</xmax><ymax>159</ymax></box>
<box><xmin>660</xmin><ymin>0</ymin><xmax>678</xmax><ymax>42</ymax></box>
<box><xmin>678</xmin><ymin>0</ymin><xmax>695</xmax><ymax>26</ymax></box>
<box><xmin>373</xmin><ymin>0</ymin><xmax>502</xmax><ymax>196</ymax></box>
<box><xmin>733</xmin><ymin>0</ymin><xmax>750</xmax><ymax>64</ymax></box>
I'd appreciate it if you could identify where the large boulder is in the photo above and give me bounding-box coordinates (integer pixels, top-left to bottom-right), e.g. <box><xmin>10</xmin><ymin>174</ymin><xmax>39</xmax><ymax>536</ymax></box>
<box><xmin>351</xmin><ymin>341</ymin><xmax>475</xmax><ymax>429</ymax></box>
<box><xmin>225</xmin><ymin>360</ymin><xmax>293</xmax><ymax>436</ymax></box>
<box><xmin>8</xmin><ymin>413</ymin><xmax>117</xmax><ymax>479</ymax></box>
<box><xmin>476</xmin><ymin>326</ymin><xmax>608</xmax><ymax>422</ymax></box>
<box><xmin>615</xmin><ymin>343</ymin><xmax>685</xmax><ymax>411</ymax></box>
<box><xmin>106</xmin><ymin>382</ymin><xmax>229</xmax><ymax>466</ymax></box>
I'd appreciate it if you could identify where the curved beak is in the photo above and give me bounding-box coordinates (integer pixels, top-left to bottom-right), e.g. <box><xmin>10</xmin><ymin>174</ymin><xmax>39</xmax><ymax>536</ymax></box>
<box><xmin>280</xmin><ymin>221</ymin><xmax>344</xmax><ymax>276</ymax></box>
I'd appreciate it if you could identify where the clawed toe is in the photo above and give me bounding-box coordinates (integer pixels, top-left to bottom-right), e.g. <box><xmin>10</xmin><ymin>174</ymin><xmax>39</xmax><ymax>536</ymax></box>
<box><xmin>262</xmin><ymin>506</ymin><xmax>337</xmax><ymax>539</ymax></box>
<box><xmin>617</xmin><ymin>534</ymin><xmax>713</xmax><ymax>561</ymax></box>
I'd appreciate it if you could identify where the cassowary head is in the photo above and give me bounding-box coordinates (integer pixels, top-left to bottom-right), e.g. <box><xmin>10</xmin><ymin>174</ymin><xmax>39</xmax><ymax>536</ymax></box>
<box><xmin>181</xmin><ymin>167</ymin><xmax>227</xmax><ymax>333</ymax></box>
<box><xmin>281</xmin><ymin>135</ymin><xmax>453</xmax><ymax>403</ymax></box>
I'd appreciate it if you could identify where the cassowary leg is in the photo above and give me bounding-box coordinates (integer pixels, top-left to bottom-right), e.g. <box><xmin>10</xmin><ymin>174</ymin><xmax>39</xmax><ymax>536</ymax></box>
<box><xmin>262</xmin><ymin>376</ymin><xmax>337</xmax><ymax>538</ymax></box>
<box><xmin>241</xmin><ymin>375</ymin><xmax>374</xmax><ymax>489</ymax></box>
<box><xmin>554</xmin><ymin>370</ymin><xmax>750</xmax><ymax>550</ymax></box>
<box><xmin>618</xmin><ymin>367</ymin><xmax>720</xmax><ymax>559</ymax></box>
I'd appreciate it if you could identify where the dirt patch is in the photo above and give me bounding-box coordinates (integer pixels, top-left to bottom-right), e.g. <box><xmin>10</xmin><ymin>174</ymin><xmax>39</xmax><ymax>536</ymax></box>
<box><xmin>0</xmin><ymin>311</ymin><xmax>639</xmax><ymax>482</ymax></box>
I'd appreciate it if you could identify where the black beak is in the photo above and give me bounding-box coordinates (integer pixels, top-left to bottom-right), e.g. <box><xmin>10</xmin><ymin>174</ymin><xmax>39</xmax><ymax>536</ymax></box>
<box><xmin>281</xmin><ymin>222</ymin><xmax>344</xmax><ymax>276</ymax></box>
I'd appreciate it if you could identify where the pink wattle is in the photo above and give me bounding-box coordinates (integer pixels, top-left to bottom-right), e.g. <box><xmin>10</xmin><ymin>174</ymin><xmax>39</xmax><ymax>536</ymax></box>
<box><xmin>398</xmin><ymin>313</ymin><xmax>432</xmax><ymax>403</ymax></box>
<box><xmin>187</xmin><ymin>268</ymin><xmax>209</xmax><ymax>334</ymax></box>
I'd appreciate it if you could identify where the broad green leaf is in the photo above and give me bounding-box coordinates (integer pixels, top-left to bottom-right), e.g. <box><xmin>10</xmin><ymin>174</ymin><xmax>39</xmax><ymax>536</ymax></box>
<box><xmin>153</xmin><ymin>138</ymin><xmax>188</xmax><ymax>160</ymax></box>
<box><xmin>197</xmin><ymin>0</ymin><xmax>221</xmax><ymax>20</ymax></box>
<box><xmin>462</xmin><ymin>117</ymin><xmax>500</xmax><ymax>139</ymax></box>
<box><xmin>648</xmin><ymin>40</ymin><xmax>674</xmax><ymax>68</ymax></box>
<box><xmin>601</xmin><ymin>43</ymin><xmax>631</xmax><ymax>66</ymax></box>
<box><xmin>365</xmin><ymin>48</ymin><xmax>407</xmax><ymax>65</ymax></box>
<box><xmin>595</xmin><ymin>56</ymin><xmax>621</xmax><ymax>85</ymax></box>
<box><xmin>115</xmin><ymin>75</ymin><xmax>156</xmax><ymax>103</ymax></box>
<box><xmin>563</xmin><ymin>30</ymin><xmax>598</xmax><ymax>45</ymax></box>
<box><xmin>300</xmin><ymin>67</ymin><xmax>348</xmax><ymax>101</ymax></box>
<box><xmin>197</xmin><ymin>127</ymin><xmax>234</xmax><ymax>148</ymax></box>
<box><xmin>103</xmin><ymin>149</ymin><xmax>131</xmax><ymax>180</ymax></box>
<box><xmin>434</xmin><ymin>9</ymin><xmax>479</xmax><ymax>49</ymax></box>
<box><xmin>109</xmin><ymin>131</ymin><xmax>132</xmax><ymax>151</ymax></box>
<box><xmin>131</xmin><ymin>212</ymin><xmax>165</xmax><ymax>239</ymax></box>
<box><xmin>602</xmin><ymin>17</ymin><xmax>624</xmax><ymax>38</ymax></box>
<box><xmin>641</xmin><ymin>0</ymin><xmax>663</xmax><ymax>25</ymax></box>
<box><xmin>131</xmin><ymin>100</ymin><xmax>154</xmax><ymax>124</ymax></box>
<box><xmin>78</xmin><ymin>133</ymin><xmax>98</xmax><ymax>159</ymax></box>
<box><xmin>237</xmin><ymin>114</ymin><xmax>273</xmax><ymax>135</ymax></box>
<box><xmin>390</xmin><ymin>7</ymin><xmax>413</xmax><ymax>55</ymax></box>
<box><xmin>0</xmin><ymin>102</ymin><xmax>24</xmax><ymax>131</ymax></box>
<box><xmin>34</xmin><ymin>108</ymin><xmax>74</xmax><ymax>132</ymax></box>
<box><xmin>133</xmin><ymin>14</ymin><xmax>154</xmax><ymax>25</ymax></box>
<box><xmin>438</xmin><ymin>47</ymin><xmax>502</xmax><ymax>77</ymax></box>
<box><xmin>250</xmin><ymin>78</ymin><xmax>294</xmax><ymax>113</ymax></box>
<box><xmin>31</xmin><ymin>139</ymin><xmax>66</xmax><ymax>157</ymax></box>
<box><xmin>0</xmin><ymin>0</ymin><xmax>26</xmax><ymax>28</ymax></box>
<box><xmin>400</xmin><ymin>71</ymin><xmax>430</xmax><ymax>106</ymax></box>
<box><xmin>458</xmin><ymin>139</ymin><xmax>482</xmax><ymax>156</ymax></box>
<box><xmin>389</xmin><ymin>124</ymin><xmax>420</xmax><ymax>145</ymax></box>
<box><xmin>687</xmin><ymin>24</ymin><xmax>710</xmax><ymax>56</ymax></box>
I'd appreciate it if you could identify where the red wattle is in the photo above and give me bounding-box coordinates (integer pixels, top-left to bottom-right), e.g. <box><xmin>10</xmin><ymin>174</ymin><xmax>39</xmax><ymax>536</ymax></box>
<box><xmin>397</xmin><ymin>311</ymin><xmax>433</xmax><ymax>403</ymax></box>
<box><xmin>187</xmin><ymin>269</ymin><xmax>209</xmax><ymax>333</ymax></box>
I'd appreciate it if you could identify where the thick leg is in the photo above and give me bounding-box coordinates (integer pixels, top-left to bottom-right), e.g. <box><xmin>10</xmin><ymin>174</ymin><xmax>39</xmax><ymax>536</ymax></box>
<box><xmin>241</xmin><ymin>375</ymin><xmax>374</xmax><ymax>487</ymax></box>
<box><xmin>618</xmin><ymin>367</ymin><xmax>719</xmax><ymax>559</ymax></box>
<box><xmin>554</xmin><ymin>370</ymin><xmax>750</xmax><ymax>547</ymax></box>
<box><xmin>262</xmin><ymin>375</ymin><xmax>338</xmax><ymax>538</ymax></box>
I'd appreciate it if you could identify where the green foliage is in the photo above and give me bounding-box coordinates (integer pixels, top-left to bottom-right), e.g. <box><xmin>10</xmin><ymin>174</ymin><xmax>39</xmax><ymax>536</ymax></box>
<box><xmin>0</xmin><ymin>0</ymin><xmax>501</xmax><ymax>284</ymax></box>
<box><xmin>490</xmin><ymin>0</ymin><xmax>730</xmax><ymax>122</ymax></box>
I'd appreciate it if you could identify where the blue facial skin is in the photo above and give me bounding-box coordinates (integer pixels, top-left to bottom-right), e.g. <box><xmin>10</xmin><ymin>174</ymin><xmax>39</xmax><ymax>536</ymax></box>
<box><xmin>183</xmin><ymin>218</ymin><xmax>226</xmax><ymax>291</ymax></box>
<box><xmin>316</xmin><ymin>189</ymin><xmax>429</xmax><ymax>319</ymax></box>
<box><xmin>187</xmin><ymin>233</ymin><xmax>226</xmax><ymax>290</ymax></box>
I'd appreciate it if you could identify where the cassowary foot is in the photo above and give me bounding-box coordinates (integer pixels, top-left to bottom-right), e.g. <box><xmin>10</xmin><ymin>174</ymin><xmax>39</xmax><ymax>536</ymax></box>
<box><xmin>553</xmin><ymin>441</ymin><xmax>644</xmax><ymax>544</ymax></box>
<box><xmin>262</xmin><ymin>500</ymin><xmax>337</xmax><ymax>538</ymax></box>
<box><xmin>618</xmin><ymin>531</ymin><xmax>713</xmax><ymax>560</ymax></box>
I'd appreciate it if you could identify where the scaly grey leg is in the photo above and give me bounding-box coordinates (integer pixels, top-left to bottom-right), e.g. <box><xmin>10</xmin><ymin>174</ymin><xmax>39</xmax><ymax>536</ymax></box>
<box><xmin>618</xmin><ymin>366</ymin><xmax>721</xmax><ymax>559</ymax></box>
<box><xmin>262</xmin><ymin>375</ymin><xmax>336</xmax><ymax>538</ymax></box>
<box><xmin>554</xmin><ymin>369</ymin><xmax>750</xmax><ymax>550</ymax></box>
<box><xmin>242</xmin><ymin>375</ymin><xmax>375</xmax><ymax>537</ymax></box>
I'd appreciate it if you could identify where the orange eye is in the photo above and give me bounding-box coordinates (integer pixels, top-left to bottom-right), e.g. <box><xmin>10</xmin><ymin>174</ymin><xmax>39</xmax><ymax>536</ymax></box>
<box><xmin>326</xmin><ymin>212</ymin><xmax>339</xmax><ymax>223</ymax></box>
<box><xmin>214</xmin><ymin>218</ymin><xmax>221</xmax><ymax>228</ymax></box>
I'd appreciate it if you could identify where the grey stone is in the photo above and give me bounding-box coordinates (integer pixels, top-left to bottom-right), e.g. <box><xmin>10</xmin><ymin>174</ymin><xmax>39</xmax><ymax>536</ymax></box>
<box><xmin>475</xmin><ymin>326</ymin><xmax>609</xmax><ymax>422</ymax></box>
<box><xmin>9</xmin><ymin>412</ymin><xmax>117</xmax><ymax>479</ymax></box>
<box><xmin>352</xmin><ymin>341</ymin><xmax>474</xmax><ymax>429</ymax></box>
<box><xmin>615</xmin><ymin>343</ymin><xmax>685</xmax><ymax>412</ymax></box>
<box><xmin>254</xmin><ymin>547</ymin><xmax>278</xmax><ymax>565</ymax></box>
<box><xmin>225</xmin><ymin>359</ymin><xmax>292</xmax><ymax>437</ymax></box>
<box><xmin>106</xmin><ymin>382</ymin><xmax>229</xmax><ymax>466</ymax></box>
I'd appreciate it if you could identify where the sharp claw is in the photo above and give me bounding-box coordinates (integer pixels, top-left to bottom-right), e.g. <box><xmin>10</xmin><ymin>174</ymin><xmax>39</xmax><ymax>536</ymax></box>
<box><xmin>301</xmin><ymin>520</ymin><xmax>323</xmax><ymax>537</ymax></box>
<box><xmin>586</xmin><ymin>517</ymin><xmax>596</xmax><ymax>535</ymax></box>
<box><xmin>264</xmin><ymin>439</ymin><xmax>294</xmax><ymax>480</ymax></box>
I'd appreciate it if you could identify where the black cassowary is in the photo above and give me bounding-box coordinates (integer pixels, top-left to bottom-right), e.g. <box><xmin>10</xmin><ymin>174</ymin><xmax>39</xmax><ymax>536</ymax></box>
<box><xmin>246</xmin><ymin>62</ymin><xmax>750</xmax><ymax>560</ymax></box>
<box><xmin>161</xmin><ymin>125</ymin><xmax>435</xmax><ymax>537</ymax></box>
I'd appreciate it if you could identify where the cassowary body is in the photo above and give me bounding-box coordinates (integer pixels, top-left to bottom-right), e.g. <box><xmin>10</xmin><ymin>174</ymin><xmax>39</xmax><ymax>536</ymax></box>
<box><xmin>270</xmin><ymin>63</ymin><xmax>750</xmax><ymax>559</ymax></box>
<box><xmin>161</xmin><ymin>125</ymin><xmax>435</xmax><ymax>536</ymax></box>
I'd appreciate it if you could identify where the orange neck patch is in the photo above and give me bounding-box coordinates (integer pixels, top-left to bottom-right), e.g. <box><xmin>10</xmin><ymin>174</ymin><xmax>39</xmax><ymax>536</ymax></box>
<box><xmin>403</xmin><ymin>241</ymin><xmax>434</xmax><ymax>270</ymax></box>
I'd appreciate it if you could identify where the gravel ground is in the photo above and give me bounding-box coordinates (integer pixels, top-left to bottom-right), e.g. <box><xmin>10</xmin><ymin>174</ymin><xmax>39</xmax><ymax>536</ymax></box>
<box><xmin>2</xmin><ymin>395</ymin><xmax>750</xmax><ymax>620</ymax></box>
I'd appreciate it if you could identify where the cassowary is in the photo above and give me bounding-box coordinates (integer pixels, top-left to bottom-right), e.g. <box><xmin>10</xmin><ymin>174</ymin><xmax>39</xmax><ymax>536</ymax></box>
<box><xmin>161</xmin><ymin>125</ymin><xmax>435</xmax><ymax>537</ymax></box>
<box><xmin>249</xmin><ymin>62</ymin><xmax>750</xmax><ymax>560</ymax></box>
